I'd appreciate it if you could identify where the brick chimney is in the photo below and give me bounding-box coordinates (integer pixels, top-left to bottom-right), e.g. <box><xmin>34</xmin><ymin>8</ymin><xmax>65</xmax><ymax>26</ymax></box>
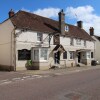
<box><xmin>89</xmin><ymin>27</ymin><xmax>94</xmax><ymax>36</ymax></box>
<box><xmin>58</xmin><ymin>9</ymin><xmax>65</xmax><ymax>35</ymax></box>
<box><xmin>9</xmin><ymin>9</ymin><xmax>15</xmax><ymax>18</ymax></box>
<box><xmin>77</xmin><ymin>21</ymin><xmax>83</xmax><ymax>28</ymax></box>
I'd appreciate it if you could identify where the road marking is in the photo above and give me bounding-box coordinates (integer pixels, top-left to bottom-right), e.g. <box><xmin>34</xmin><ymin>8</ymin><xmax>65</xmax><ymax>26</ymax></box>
<box><xmin>0</xmin><ymin>81</ymin><xmax>12</xmax><ymax>85</ymax></box>
<box><xmin>23</xmin><ymin>76</ymin><xmax>31</xmax><ymax>79</ymax></box>
<box><xmin>12</xmin><ymin>78</ymin><xmax>21</xmax><ymax>80</ymax></box>
<box><xmin>0</xmin><ymin>79</ymin><xmax>9</xmax><ymax>82</ymax></box>
<box><xmin>55</xmin><ymin>73</ymin><xmax>63</xmax><ymax>75</ymax></box>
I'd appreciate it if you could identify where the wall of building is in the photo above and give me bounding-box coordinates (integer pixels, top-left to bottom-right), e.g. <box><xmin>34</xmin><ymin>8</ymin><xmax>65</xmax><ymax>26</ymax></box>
<box><xmin>0</xmin><ymin>19</ymin><xmax>15</xmax><ymax>70</ymax></box>
<box><xmin>15</xmin><ymin>30</ymin><xmax>54</xmax><ymax>70</ymax></box>
<box><xmin>92</xmin><ymin>36</ymin><xmax>100</xmax><ymax>63</ymax></box>
<box><xmin>15</xmin><ymin>30</ymin><xmax>95</xmax><ymax>70</ymax></box>
<box><xmin>60</xmin><ymin>36</ymin><xmax>95</xmax><ymax>50</ymax></box>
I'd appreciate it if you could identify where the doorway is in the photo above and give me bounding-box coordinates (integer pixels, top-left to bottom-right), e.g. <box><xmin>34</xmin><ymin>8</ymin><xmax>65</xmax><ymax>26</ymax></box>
<box><xmin>78</xmin><ymin>52</ymin><xmax>81</xmax><ymax>63</ymax></box>
<box><xmin>54</xmin><ymin>51</ymin><xmax>60</xmax><ymax>64</ymax></box>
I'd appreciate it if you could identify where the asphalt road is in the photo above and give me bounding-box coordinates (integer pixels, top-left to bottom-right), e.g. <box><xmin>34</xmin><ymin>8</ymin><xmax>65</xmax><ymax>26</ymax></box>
<box><xmin>0</xmin><ymin>68</ymin><xmax>100</xmax><ymax>100</ymax></box>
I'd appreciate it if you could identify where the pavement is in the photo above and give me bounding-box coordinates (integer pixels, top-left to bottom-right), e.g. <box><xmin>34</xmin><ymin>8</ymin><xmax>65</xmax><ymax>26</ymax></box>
<box><xmin>0</xmin><ymin>65</ymin><xmax>100</xmax><ymax>81</ymax></box>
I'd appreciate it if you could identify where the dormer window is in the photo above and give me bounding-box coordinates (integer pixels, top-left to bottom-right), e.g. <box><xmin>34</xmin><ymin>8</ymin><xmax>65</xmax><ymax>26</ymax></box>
<box><xmin>65</xmin><ymin>25</ymin><xmax>69</xmax><ymax>32</ymax></box>
<box><xmin>37</xmin><ymin>33</ymin><xmax>43</xmax><ymax>42</ymax></box>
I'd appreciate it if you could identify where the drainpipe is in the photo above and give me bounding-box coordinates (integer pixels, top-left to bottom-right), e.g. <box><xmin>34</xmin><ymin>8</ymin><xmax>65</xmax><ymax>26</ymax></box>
<box><xmin>11</xmin><ymin>27</ymin><xmax>16</xmax><ymax>71</ymax></box>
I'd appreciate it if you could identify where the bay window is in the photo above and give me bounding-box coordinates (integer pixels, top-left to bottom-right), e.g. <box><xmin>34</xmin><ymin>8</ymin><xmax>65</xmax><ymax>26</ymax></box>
<box><xmin>34</xmin><ymin>50</ymin><xmax>39</xmax><ymax>60</ymax></box>
<box><xmin>32</xmin><ymin>48</ymin><xmax>48</xmax><ymax>61</ymax></box>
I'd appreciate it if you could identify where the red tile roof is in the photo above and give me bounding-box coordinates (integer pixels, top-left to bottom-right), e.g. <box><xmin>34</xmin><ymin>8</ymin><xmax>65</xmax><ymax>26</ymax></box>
<box><xmin>10</xmin><ymin>10</ymin><xmax>94</xmax><ymax>41</ymax></box>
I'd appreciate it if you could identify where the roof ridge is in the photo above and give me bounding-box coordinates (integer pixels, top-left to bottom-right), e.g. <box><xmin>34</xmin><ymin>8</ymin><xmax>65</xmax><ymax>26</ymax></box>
<box><xmin>19</xmin><ymin>10</ymin><xmax>59</xmax><ymax>23</ymax></box>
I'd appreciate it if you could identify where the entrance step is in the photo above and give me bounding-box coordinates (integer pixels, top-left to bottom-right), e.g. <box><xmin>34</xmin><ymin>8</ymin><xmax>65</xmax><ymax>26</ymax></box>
<box><xmin>77</xmin><ymin>63</ymin><xmax>86</xmax><ymax>67</ymax></box>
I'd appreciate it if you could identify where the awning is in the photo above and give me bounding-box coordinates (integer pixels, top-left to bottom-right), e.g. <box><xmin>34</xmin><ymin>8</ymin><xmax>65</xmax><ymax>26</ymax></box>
<box><xmin>53</xmin><ymin>44</ymin><xmax>66</xmax><ymax>53</ymax></box>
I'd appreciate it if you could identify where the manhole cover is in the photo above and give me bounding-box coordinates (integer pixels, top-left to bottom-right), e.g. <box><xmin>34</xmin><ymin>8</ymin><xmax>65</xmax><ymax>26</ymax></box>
<box><xmin>64</xmin><ymin>91</ymin><xmax>91</xmax><ymax>100</ymax></box>
<box><xmin>65</xmin><ymin>92</ymin><xmax>81</xmax><ymax>100</ymax></box>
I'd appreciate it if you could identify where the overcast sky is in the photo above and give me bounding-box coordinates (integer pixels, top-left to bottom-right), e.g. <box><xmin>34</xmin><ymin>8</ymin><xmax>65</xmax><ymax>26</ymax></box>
<box><xmin>0</xmin><ymin>0</ymin><xmax>100</xmax><ymax>36</ymax></box>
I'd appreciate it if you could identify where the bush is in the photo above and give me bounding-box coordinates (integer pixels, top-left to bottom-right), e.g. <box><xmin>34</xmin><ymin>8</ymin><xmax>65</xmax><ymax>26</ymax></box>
<box><xmin>26</xmin><ymin>60</ymin><xmax>33</xmax><ymax>70</ymax></box>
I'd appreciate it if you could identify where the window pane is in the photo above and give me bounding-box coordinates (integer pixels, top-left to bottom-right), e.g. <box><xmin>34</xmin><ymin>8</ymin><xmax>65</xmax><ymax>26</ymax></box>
<box><xmin>70</xmin><ymin>38</ymin><xmax>73</xmax><ymax>46</ymax></box>
<box><xmin>34</xmin><ymin>50</ymin><xmax>39</xmax><ymax>60</ymax></box>
<box><xmin>18</xmin><ymin>49</ymin><xmax>31</xmax><ymax>60</ymax></box>
<box><xmin>76</xmin><ymin>39</ymin><xmax>81</xmax><ymax>45</ymax></box>
<box><xmin>70</xmin><ymin>51</ymin><xmax>74</xmax><ymax>59</ymax></box>
<box><xmin>37</xmin><ymin>33</ymin><xmax>42</xmax><ymax>41</ymax></box>
<box><xmin>91</xmin><ymin>52</ymin><xmax>93</xmax><ymax>58</ymax></box>
<box><xmin>87</xmin><ymin>51</ymin><xmax>90</xmax><ymax>59</ymax></box>
<box><xmin>41</xmin><ymin>49</ymin><xmax>48</xmax><ymax>60</ymax></box>
<box><xmin>63</xmin><ymin>51</ymin><xmax>67</xmax><ymax>59</ymax></box>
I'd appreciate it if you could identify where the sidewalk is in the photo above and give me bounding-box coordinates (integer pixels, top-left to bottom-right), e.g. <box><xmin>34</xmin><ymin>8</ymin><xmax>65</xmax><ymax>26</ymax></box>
<box><xmin>18</xmin><ymin>65</ymin><xmax>100</xmax><ymax>76</ymax></box>
<box><xmin>0</xmin><ymin>65</ymin><xmax>100</xmax><ymax>81</ymax></box>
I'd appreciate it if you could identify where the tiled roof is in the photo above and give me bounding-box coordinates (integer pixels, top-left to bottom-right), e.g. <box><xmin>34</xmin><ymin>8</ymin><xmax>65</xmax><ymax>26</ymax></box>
<box><xmin>10</xmin><ymin>10</ymin><xmax>94</xmax><ymax>41</ymax></box>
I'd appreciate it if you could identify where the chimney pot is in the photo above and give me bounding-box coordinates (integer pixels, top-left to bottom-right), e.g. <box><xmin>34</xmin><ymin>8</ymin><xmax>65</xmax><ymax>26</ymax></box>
<box><xmin>58</xmin><ymin>9</ymin><xmax>65</xmax><ymax>35</ymax></box>
<box><xmin>9</xmin><ymin>9</ymin><xmax>15</xmax><ymax>18</ymax></box>
<box><xmin>89</xmin><ymin>27</ymin><xmax>94</xmax><ymax>36</ymax></box>
<box><xmin>77</xmin><ymin>21</ymin><xmax>83</xmax><ymax>28</ymax></box>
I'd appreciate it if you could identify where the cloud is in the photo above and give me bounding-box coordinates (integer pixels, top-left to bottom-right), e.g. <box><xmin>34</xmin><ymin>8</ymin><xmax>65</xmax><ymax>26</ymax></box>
<box><xmin>21</xmin><ymin>8</ymin><xmax>31</xmax><ymax>12</ymax></box>
<box><xmin>33</xmin><ymin>8</ymin><xmax>60</xmax><ymax>18</ymax></box>
<box><xmin>65</xmin><ymin>5</ymin><xmax>100</xmax><ymax>36</ymax></box>
<box><xmin>21</xmin><ymin>6</ymin><xmax>100</xmax><ymax>36</ymax></box>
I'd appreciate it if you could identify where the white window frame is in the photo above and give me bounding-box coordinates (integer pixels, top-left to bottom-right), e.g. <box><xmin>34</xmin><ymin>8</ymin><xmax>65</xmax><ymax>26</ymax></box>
<box><xmin>33</xmin><ymin>48</ymin><xmax>48</xmax><ymax>62</ymax></box>
<box><xmin>69</xmin><ymin>51</ymin><xmax>74</xmax><ymax>59</ymax></box>
<box><xmin>70</xmin><ymin>38</ymin><xmax>74</xmax><ymax>46</ymax></box>
<box><xmin>86</xmin><ymin>51</ymin><xmax>91</xmax><ymax>59</ymax></box>
<box><xmin>37</xmin><ymin>33</ymin><xmax>43</xmax><ymax>42</ymax></box>
<box><xmin>34</xmin><ymin>49</ymin><xmax>39</xmax><ymax>61</ymax></box>
<box><xmin>65</xmin><ymin>25</ymin><xmax>69</xmax><ymax>32</ymax></box>
<box><xmin>84</xmin><ymin>40</ymin><xmax>86</xmax><ymax>47</ymax></box>
<box><xmin>76</xmin><ymin>39</ymin><xmax>81</xmax><ymax>45</ymax></box>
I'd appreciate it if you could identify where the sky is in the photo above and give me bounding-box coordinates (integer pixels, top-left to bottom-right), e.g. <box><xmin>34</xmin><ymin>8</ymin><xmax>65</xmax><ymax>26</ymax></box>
<box><xmin>0</xmin><ymin>0</ymin><xmax>100</xmax><ymax>36</ymax></box>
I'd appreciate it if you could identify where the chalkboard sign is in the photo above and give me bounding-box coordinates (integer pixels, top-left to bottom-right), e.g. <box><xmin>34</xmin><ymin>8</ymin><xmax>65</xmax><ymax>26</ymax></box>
<box><xmin>18</xmin><ymin>49</ymin><xmax>31</xmax><ymax>60</ymax></box>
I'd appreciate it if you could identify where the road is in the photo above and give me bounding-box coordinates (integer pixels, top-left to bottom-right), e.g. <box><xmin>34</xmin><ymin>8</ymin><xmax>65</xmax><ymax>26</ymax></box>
<box><xmin>0</xmin><ymin>68</ymin><xmax>100</xmax><ymax>100</ymax></box>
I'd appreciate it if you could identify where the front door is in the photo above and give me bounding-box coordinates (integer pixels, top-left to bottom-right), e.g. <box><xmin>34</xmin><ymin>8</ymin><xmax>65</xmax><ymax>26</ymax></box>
<box><xmin>78</xmin><ymin>52</ymin><xmax>81</xmax><ymax>63</ymax></box>
<box><xmin>54</xmin><ymin>51</ymin><xmax>60</xmax><ymax>64</ymax></box>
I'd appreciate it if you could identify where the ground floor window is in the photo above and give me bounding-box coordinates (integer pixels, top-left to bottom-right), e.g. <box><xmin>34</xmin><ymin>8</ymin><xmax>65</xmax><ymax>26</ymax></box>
<box><xmin>41</xmin><ymin>49</ymin><xmax>48</xmax><ymax>60</ymax></box>
<box><xmin>18</xmin><ymin>49</ymin><xmax>31</xmax><ymax>60</ymax></box>
<box><xmin>63</xmin><ymin>51</ymin><xmax>67</xmax><ymax>59</ymax></box>
<box><xmin>69</xmin><ymin>51</ymin><xmax>74</xmax><ymax>59</ymax></box>
<box><xmin>87</xmin><ymin>51</ymin><xmax>91</xmax><ymax>59</ymax></box>
<box><xmin>91</xmin><ymin>52</ymin><xmax>94</xmax><ymax>58</ymax></box>
<box><xmin>32</xmin><ymin>48</ymin><xmax>48</xmax><ymax>61</ymax></box>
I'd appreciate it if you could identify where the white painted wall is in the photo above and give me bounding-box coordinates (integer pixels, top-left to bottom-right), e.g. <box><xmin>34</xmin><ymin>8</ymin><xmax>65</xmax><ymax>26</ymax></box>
<box><xmin>92</xmin><ymin>36</ymin><xmax>100</xmax><ymax>62</ymax></box>
<box><xmin>0</xmin><ymin>19</ymin><xmax>14</xmax><ymax>66</ymax></box>
<box><xmin>60</xmin><ymin>36</ymin><xmax>95</xmax><ymax>50</ymax></box>
<box><xmin>15</xmin><ymin>30</ymin><xmax>53</xmax><ymax>68</ymax></box>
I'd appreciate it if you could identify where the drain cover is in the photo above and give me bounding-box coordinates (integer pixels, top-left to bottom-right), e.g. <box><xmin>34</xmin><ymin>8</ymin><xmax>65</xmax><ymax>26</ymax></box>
<box><xmin>64</xmin><ymin>91</ymin><xmax>91</xmax><ymax>100</ymax></box>
<box><xmin>65</xmin><ymin>92</ymin><xmax>81</xmax><ymax>100</ymax></box>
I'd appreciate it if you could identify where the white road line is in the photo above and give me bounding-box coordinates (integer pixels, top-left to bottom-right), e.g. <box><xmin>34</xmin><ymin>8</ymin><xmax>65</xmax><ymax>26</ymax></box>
<box><xmin>32</xmin><ymin>75</ymin><xmax>41</xmax><ymax>77</ymax></box>
<box><xmin>55</xmin><ymin>73</ymin><xmax>63</xmax><ymax>75</ymax></box>
<box><xmin>23</xmin><ymin>76</ymin><xmax>31</xmax><ymax>79</ymax></box>
<box><xmin>12</xmin><ymin>78</ymin><xmax>21</xmax><ymax>80</ymax></box>
<box><xmin>43</xmin><ymin>75</ymin><xmax>50</xmax><ymax>78</ymax></box>
<box><xmin>0</xmin><ymin>81</ymin><xmax>12</xmax><ymax>85</ymax></box>
<box><xmin>0</xmin><ymin>79</ymin><xmax>9</xmax><ymax>82</ymax></box>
